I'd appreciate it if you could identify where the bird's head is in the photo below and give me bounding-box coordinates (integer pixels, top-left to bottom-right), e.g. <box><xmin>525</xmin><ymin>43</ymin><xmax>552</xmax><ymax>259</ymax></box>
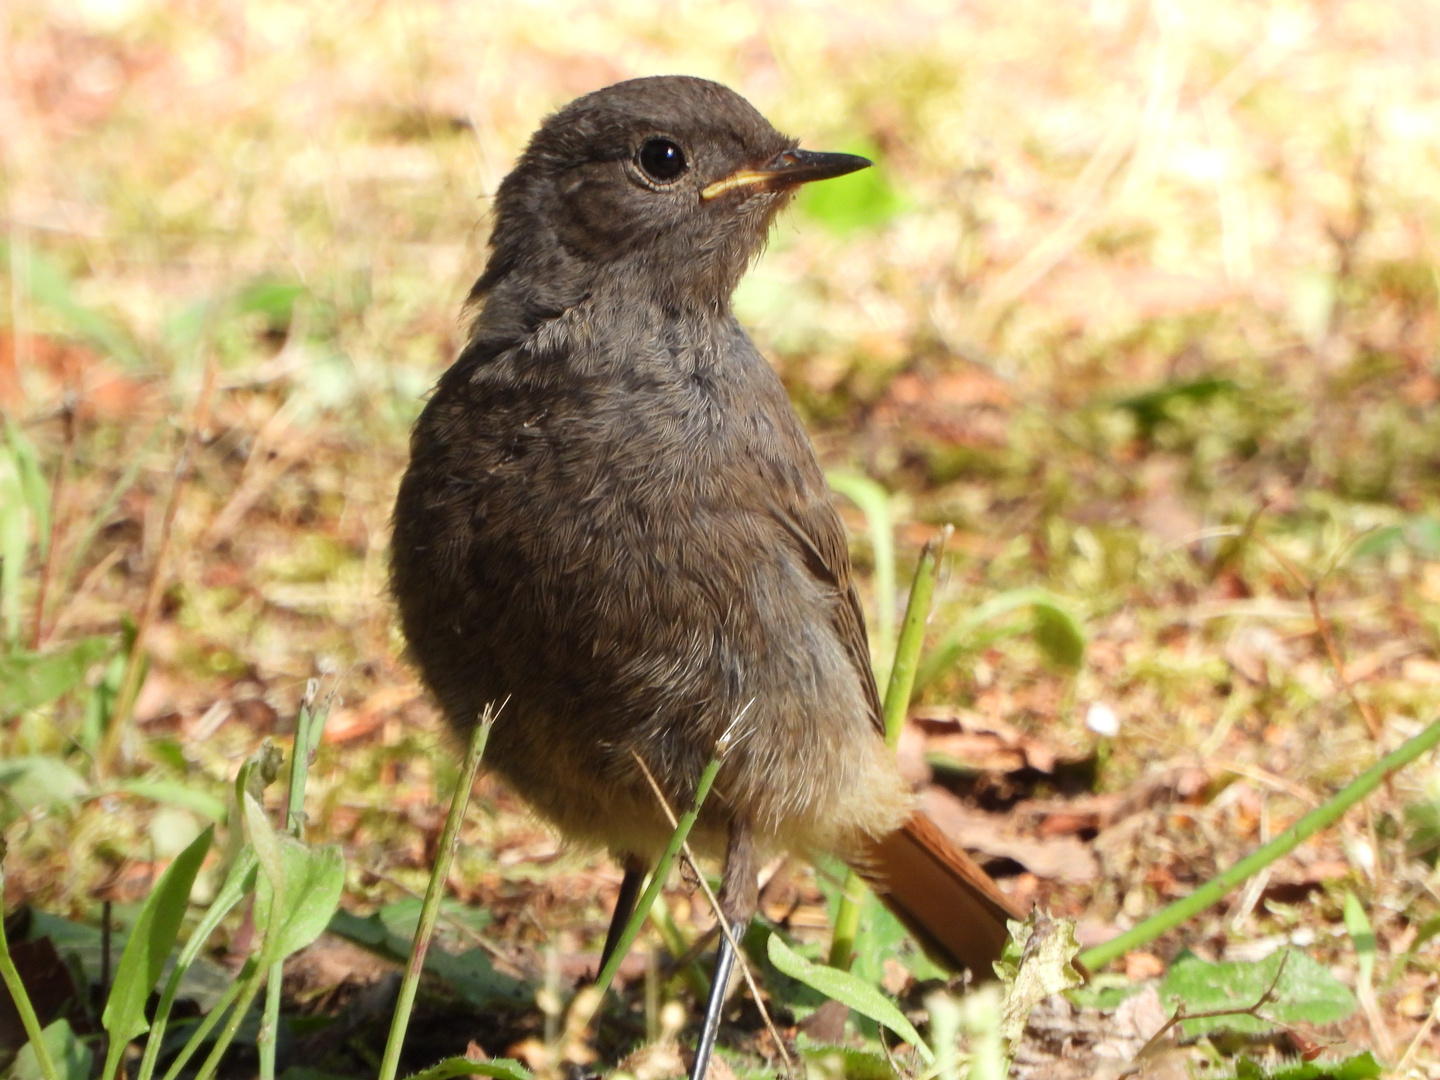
<box><xmin>470</xmin><ymin>75</ymin><xmax>870</xmax><ymax>318</ymax></box>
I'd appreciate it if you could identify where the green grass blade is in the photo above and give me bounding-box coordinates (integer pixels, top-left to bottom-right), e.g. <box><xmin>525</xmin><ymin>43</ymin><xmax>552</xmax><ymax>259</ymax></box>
<box><xmin>378</xmin><ymin>707</ymin><xmax>495</xmax><ymax>1080</ymax></box>
<box><xmin>1079</xmin><ymin>715</ymin><xmax>1440</xmax><ymax>970</ymax></box>
<box><xmin>768</xmin><ymin>933</ymin><xmax>934</xmax><ymax>1064</ymax></box>
<box><xmin>99</xmin><ymin>825</ymin><xmax>214</xmax><ymax>1080</ymax></box>
<box><xmin>830</xmin><ymin>531</ymin><xmax>947</xmax><ymax>971</ymax></box>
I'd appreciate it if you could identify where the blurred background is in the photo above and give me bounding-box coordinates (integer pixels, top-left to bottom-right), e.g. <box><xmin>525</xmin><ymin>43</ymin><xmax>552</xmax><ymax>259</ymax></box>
<box><xmin>3</xmin><ymin>0</ymin><xmax>1439</xmax><ymax>1071</ymax></box>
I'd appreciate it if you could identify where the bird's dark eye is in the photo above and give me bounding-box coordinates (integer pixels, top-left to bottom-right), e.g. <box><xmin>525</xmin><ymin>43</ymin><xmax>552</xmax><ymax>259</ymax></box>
<box><xmin>637</xmin><ymin>138</ymin><xmax>687</xmax><ymax>183</ymax></box>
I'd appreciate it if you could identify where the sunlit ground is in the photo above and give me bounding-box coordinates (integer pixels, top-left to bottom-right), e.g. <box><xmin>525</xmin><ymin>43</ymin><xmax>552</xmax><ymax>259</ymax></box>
<box><xmin>4</xmin><ymin>0</ymin><xmax>1440</xmax><ymax>1073</ymax></box>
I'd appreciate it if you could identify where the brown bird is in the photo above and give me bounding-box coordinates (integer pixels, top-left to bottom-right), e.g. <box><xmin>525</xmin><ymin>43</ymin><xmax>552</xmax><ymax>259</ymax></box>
<box><xmin>391</xmin><ymin>75</ymin><xmax>1022</xmax><ymax>1078</ymax></box>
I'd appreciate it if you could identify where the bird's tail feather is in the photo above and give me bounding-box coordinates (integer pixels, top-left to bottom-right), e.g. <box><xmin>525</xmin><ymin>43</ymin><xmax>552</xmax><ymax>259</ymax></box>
<box><xmin>855</xmin><ymin>811</ymin><xmax>1022</xmax><ymax>978</ymax></box>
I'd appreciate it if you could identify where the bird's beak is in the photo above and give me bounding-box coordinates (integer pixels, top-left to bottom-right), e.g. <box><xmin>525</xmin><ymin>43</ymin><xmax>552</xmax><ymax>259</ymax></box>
<box><xmin>700</xmin><ymin>148</ymin><xmax>872</xmax><ymax>201</ymax></box>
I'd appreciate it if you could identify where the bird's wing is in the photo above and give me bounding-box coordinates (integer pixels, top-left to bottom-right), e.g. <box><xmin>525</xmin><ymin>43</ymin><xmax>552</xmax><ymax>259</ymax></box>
<box><xmin>772</xmin><ymin>498</ymin><xmax>887</xmax><ymax>738</ymax></box>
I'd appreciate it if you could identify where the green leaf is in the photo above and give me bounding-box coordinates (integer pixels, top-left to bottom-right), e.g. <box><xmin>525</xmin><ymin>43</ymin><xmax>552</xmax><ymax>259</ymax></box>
<box><xmin>12</xmin><ymin>1018</ymin><xmax>92</xmax><ymax>1080</ymax></box>
<box><xmin>1235</xmin><ymin>1051</ymin><xmax>1382</xmax><ymax>1079</ymax></box>
<box><xmin>14</xmin><ymin>245</ymin><xmax>146</xmax><ymax>368</ymax></box>
<box><xmin>115</xmin><ymin>777</ymin><xmax>227</xmax><ymax>824</ymax></box>
<box><xmin>0</xmin><ymin>637</ymin><xmax>113</xmax><ymax>714</ymax></box>
<box><xmin>247</xmin><ymin>795</ymin><xmax>344</xmax><ymax>959</ymax></box>
<box><xmin>1342</xmin><ymin>892</ymin><xmax>1375</xmax><ymax>987</ymax></box>
<box><xmin>1115</xmin><ymin>377</ymin><xmax>1238</xmax><ymax>438</ymax></box>
<box><xmin>1347</xmin><ymin>525</ymin><xmax>1404</xmax><ymax>561</ymax></box>
<box><xmin>796</xmin><ymin>1043</ymin><xmax>897</xmax><ymax>1080</ymax></box>
<box><xmin>5</xmin><ymin>418</ymin><xmax>50</xmax><ymax>557</ymax></box>
<box><xmin>0</xmin><ymin>441</ymin><xmax>31</xmax><ymax>643</ymax></box>
<box><xmin>1160</xmin><ymin>949</ymin><xmax>1356</xmax><ymax>1037</ymax></box>
<box><xmin>767</xmin><ymin>933</ymin><xmax>934</xmax><ymax>1064</ymax></box>
<box><xmin>918</xmin><ymin>587</ymin><xmax>1086</xmax><ymax>688</ymax></box>
<box><xmin>402</xmin><ymin>1058</ymin><xmax>532</xmax><ymax>1080</ymax></box>
<box><xmin>326</xmin><ymin>908</ymin><xmax>521</xmax><ymax>1007</ymax></box>
<box><xmin>99</xmin><ymin>825</ymin><xmax>214</xmax><ymax>1080</ymax></box>
<box><xmin>0</xmin><ymin>756</ymin><xmax>91</xmax><ymax>816</ymax></box>
<box><xmin>234</xmin><ymin>279</ymin><xmax>306</xmax><ymax>327</ymax></box>
<box><xmin>1031</xmin><ymin>600</ymin><xmax>1086</xmax><ymax>670</ymax></box>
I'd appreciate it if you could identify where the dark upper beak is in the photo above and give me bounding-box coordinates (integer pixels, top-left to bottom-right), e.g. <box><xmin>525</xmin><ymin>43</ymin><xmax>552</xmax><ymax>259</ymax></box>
<box><xmin>700</xmin><ymin>148</ymin><xmax>872</xmax><ymax>201</ymax></box>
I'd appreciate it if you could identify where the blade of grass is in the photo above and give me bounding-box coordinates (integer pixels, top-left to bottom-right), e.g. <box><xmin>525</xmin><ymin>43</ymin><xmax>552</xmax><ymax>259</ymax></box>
<box><xmin>135</xmin><ymin>852</ymin><xmax>259</xmax><ymax>1080</ymax></box>
<box><xmin>377</xmin><ymin>705</ymin><xmax>496</xmax><ymax>1080</ymax></box>
<box><xmin>99</xmin><ymin>826</ymin><xmax>214</xmax><ymax>1080</ymax></box>
<box><xmin>164</xmin><ymin>958</ymin><xmax>261</xmax><ymax>1080</ymax></box>
<box><xmin>590</xmin><ymin>722</ymin><xmax>733</xmax><ymax>1000</ymax></box>
<box><xmin>1079</xmin><ymin>714</ymin><xmax>1440</xmax><ymax>970</ymax></box>
<box><xmin>0</xmin><ymin>841</ymin><xmax>61</xmax><ymax>1080</ymax></box>
<box><xmin>830</xmin><ymin>530</ymin><xmax>948</xmax><ymax>971</ymax></box>
<box><xmin>828</xmin><ymin>471</ymin><xmax>897</xmax><ymax>678</ymax></box>
<box><xmin>259</xmin><ymin>682</ymin><xmax>329</xmax><ymax>1080</ymax></box>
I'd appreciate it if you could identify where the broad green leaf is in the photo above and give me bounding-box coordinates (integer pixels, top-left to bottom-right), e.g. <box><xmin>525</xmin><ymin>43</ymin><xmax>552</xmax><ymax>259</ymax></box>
<box><xmin>1347</xmin><ymin>525</ymin><xmax>1404</xmax><ymax>561</ymax></box>
<box><xmin>796</xmin><ymin>1043</ymin><xmax>895</xmax><ymax>1080</ymax></box>
<box><xmin>0</xmin><ymin>756</ymin><xmax>90</xmax><ymax>813</ymax></box>
<box><xmin>12</xmin><ymin>1018</ymin><xmax>92</xmax><ymax>1080</ymax></box>
<box><xmin>1115</xmin><ymin>377</ymin><xmax>1238</xmax><ymax>438</ymax></box>
<box><xmin>1160</xmin><ymin>949</ymin><xmax>1356</xmax><ymax>1037</ymax></box>
<box><xmin>1234</xmin><ymin>1051</ymin><xmax>1382</xmax><ymax>1079</ymax></box>
<box><xmin>247</xmin><ymin>793</ymin><xmax>344</xmax><ymax>960</ymax></box>
<box><xmin>100</xmin><ymin>826</ymin><xmax>214</xmax><ymax>1080</ymax></box>
<box><xmin>326</xmin><ymin>908</ymin><xmax>521</xmax><ymax>1007</ymax></box>
<box><xmin>234</xmin><ymin>279</ymin><xmax>306</xmax><ymax>326</ymax></box>
<box><xmin>243</xmin><ymin>791</ymin><xmax>284</xmax><ymax>896</ymax></box>
<box><xmin>0</xmin><ymin>636</ymin><xmax>112</xmax><ymax>714</ymax></box>
<box><xmin>115</xmin><ymin>777</ymin><xmax>227</xmax><ymax>824</ymax></box>
<box><xmin>767</xmin><ymin>933</ymin><xmax>934</xmax><ymax>1064</ymax></box>
<box><xmin>402</xmin><ymin>1057</ymin><xmax>532</xmax><ymax>1080</ymax></box>
<box><xmin>1031</xmin><ymin>600</ymin><xmax>1086</xmax><ymax>670</ymax></box>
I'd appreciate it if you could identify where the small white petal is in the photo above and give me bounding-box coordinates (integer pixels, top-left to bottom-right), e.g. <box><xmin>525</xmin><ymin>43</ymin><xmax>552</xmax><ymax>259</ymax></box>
<box><xmin>1086</xmin><ymin>702</ymin><xmax>1120</xmax><ymax>737</ymax></box>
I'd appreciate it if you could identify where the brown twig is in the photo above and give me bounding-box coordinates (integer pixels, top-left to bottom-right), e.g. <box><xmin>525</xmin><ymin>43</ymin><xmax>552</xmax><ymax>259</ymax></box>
<box><xmin>29</xmin><ymin>395</ymin><xmax>76</xmax><ymax>648</ymax></box>
<box><xmin>101</xmin><ymin>351</ymin><xmax>219</xmax><ymax>771</ymax></box>
<box><xmin>1254</xmin><ymin>535</ymin><xmax>1383</xmax><ymax>740</ymax></box>
<box><xmin>1134</xmin><ymin>950</ymin><xmax>1290</xmax><ymax>1060</ymax></box>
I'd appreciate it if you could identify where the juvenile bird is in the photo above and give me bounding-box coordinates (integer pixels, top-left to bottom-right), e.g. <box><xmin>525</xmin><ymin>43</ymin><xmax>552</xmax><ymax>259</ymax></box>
<box><xmin>391</xmin><ymin>75</ymin><xmax>1021</xmax><ymax>1079</ymax></box>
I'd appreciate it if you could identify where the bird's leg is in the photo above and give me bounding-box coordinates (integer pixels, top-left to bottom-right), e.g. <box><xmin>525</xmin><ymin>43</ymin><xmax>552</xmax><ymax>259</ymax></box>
<box><xmin>691</xmin><ymin>820</ymin><xmax>757</xmax><ymax>1080</ymax></box>
<box><xmin>599</xmin><ymin>853</ymin><xmax>649</xmax><ymax>976</ymax></box>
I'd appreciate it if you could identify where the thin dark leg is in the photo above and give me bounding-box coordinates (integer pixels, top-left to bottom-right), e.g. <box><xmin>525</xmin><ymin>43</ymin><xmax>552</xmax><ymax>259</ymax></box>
<box><xmin>599</xmin><ymin>855</ymin><xmax>648</xmax><ymax>977</ymax></box>
<box><xmin>689</xmin><ymin>821</ymin><xmax>757</xmax><ymax>1080</ymax></box>
<box><xmin>691</xmin><ymin>919</ymin><xmax>742</xmax><ymax>1080</ymax></box>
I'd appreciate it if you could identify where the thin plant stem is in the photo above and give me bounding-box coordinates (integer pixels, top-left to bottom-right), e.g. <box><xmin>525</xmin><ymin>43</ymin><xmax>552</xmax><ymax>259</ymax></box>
<box><xmin>157</xmin><ymin>959</ymin><xmax>255</xmax><ymax>1080</ymax></box>
<box><xmin>0</xmin><ymin>842</ymin><xmax>60</xmax><ymax>1080</ymax></box>
<box><xmin>589</xmin><ymin>712</ymin><xmax>740</xmax><ymax>1000</ymax></box>
<box><xmin>881</xmin><ymin>528</ymin><xmax>950</xmax><ymax>750</ymax></box>
<box><xmin>29</xmin><ymin>399</ymin><xmax>74</xmax><ymax>649</ymax></box>
<box><xmin>829</xmin><ymin>530</ymin><xmax>949</xmax><ymax>971</ymax></box>
<box><xmin>136</xmin><ymin>854</ymin><xmax>259</xmax><ymax>1080</ymax></box>
<box><xmin>259</xmin><ymin>682</ymin><xmax>327</xmax><ymax>1080</ymax></box>
<box><xmin>630</xmin><ymin>754</ymin><xmax>793</xmax><ymax>1078</ymax></box>
<box><xmin>1078</xmin><ymin>714</ymin><xmax>1440</xmax><ymax>971</ymax></box>
<box><xmin>188</xmin><ymin>960</ymin><xmax>268</xmax><ymax>1080</ymax></box>
<box><xmin>377</xmin><ymin>705</ymin><xmax>497</xmax><ymax>1080</ymax></box>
